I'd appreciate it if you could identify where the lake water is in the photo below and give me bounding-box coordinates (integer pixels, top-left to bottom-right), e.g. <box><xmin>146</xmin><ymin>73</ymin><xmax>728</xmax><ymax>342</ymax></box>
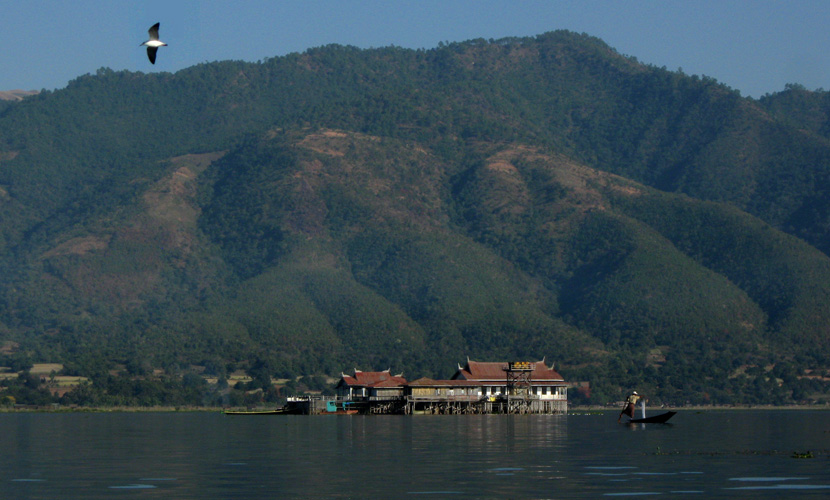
<box><xmin>2</xmin><ymin>410</ymin><xmax>829</xmax><ymax>498</ymax></box>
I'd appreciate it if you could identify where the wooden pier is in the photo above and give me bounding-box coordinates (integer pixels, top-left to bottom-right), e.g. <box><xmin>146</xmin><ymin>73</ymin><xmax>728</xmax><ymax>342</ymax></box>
<box><xmin>288</xmin><ymin>394</ymin><xmax>567</xmax><ymax>415</ymax></box>
<box><xmin>403</xmin><ymin>395</ymin><xmax>567</xmax><ymax>415</ymax></box>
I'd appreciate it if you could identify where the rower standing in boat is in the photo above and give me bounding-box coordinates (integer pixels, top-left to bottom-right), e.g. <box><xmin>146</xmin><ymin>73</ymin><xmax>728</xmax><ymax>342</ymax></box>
<box><xmin>618</xmin><ymin>391</ymin><xmax>645</xmax><ymax>422</ymax></box>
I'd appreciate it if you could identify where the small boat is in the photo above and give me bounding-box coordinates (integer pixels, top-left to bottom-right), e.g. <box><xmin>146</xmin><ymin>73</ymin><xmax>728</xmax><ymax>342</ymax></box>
<box><xmin>629</xmin><ymin>411</ymin><xmax>676</xmax><ymax>424</ymax></box>
<box><xmin>323</xmin><ymin>400</ymin><xmax>358</xmax><ymax>415</ymax></box>
<box><xmin>224</xmin><ymin>407</ymin><xmax>297</xmax><ymax>416</ymax></box>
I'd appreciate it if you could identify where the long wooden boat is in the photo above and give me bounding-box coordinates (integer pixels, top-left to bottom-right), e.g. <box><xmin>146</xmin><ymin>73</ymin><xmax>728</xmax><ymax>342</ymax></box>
<box><xmin>629</xmin><ymin>411</ymin><xmax>676</xmax><ymax>424</ymax></box>
<box><xmin>323</xmin><ymin>408</ymin><xmax>359</xmax><ymax>415</ymax></box>
<box><xmin>224</xmin><ymin>408</ymin><xmax>297</xmax><ymax>416</ymax></box>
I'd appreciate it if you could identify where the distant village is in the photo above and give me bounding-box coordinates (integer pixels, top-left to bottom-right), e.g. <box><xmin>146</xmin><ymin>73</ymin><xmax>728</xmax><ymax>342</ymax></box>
<box><xmin>2</xmin><ymin>357</ymin><xmax>572</xmax><ymax>412</ymax></box>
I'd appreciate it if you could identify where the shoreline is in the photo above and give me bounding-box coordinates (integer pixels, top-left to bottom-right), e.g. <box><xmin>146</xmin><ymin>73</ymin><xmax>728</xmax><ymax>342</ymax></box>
<box><xmin>3</xmin><ymin>403</ymin><xmax>830</xmax><ymax>413</ymax></box>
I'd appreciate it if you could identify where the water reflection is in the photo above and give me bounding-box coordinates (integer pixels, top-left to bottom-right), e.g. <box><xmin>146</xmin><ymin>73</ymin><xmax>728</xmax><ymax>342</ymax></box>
<box><xmin>1</xmin><ymin>411</ymin><xmax>829</xmax><ymax>498</ymax></box>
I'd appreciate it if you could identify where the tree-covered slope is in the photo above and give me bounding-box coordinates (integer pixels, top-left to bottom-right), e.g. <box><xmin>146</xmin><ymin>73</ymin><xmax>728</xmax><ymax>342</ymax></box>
<box><xmin>2</xmin><ymin>31</ymin><xmax>830</xmax><ymax>404</ymax></box>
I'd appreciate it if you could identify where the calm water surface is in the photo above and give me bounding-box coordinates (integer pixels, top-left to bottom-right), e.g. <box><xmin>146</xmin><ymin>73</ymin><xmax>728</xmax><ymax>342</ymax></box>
<box><xmin>2</xmin><ymin>410</ymin><xmax>829</xmax><ymax>498</ymax></box>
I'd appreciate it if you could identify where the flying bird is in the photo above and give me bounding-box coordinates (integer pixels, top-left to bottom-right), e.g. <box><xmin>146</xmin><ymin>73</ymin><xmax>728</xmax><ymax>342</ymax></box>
<box><xmin>140</xmin><ymin>23</ymin><xmax>167</xmax><ymax>64</ymax></box>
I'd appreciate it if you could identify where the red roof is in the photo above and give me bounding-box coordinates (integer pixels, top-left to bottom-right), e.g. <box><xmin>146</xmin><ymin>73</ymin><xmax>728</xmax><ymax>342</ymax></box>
<box><xmin>338</xmin><ymin>361</ymin><xmax>565</xmax><ymax>391</ymax></box>
<box><xmin>372</xmin><ymin>378</ymin><xmax>405</xmax><ymax>388</ymax></box>
<box><xmin>338</xmin><ymin>370</ymin><xmax>407</xmax><ymax>388</ymax></box>
<box><xmin>452</xmin><ymin>359</ymin><xmax>564</xmax><ymax>382</ymax></box>
<box><xmin>408</xmin><ymin>377</ymin><xmax>477</xmax><ymax>387</ymax></box>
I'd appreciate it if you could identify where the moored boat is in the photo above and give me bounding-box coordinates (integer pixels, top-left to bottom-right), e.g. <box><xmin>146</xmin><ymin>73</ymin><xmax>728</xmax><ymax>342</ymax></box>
<box><xmin>323</xmin><ymin>400</ymin><xmax>358</xmax><ymax>415</ymax></box>
<box><xmin>224</xmin><ymin>407</ymin><xmax>298</xmax><ymax>416</ymax></box>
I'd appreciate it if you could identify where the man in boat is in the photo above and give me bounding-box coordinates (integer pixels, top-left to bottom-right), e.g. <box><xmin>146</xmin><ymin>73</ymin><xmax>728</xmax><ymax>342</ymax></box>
<box><xmin>618</xmin><ymin>391</ymin><xmax>645</xmax><ymax>422</ymax></box>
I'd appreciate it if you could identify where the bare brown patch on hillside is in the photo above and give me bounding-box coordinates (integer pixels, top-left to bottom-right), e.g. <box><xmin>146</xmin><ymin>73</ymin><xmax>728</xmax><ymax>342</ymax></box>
<box><xmin>42</xmin><ymin>235</ymin><xmax>111</xmax><ymax>259</ymax></box>
<box><xmin>0</xmin><ymin>341</ymin><xmax>19</xmax><ymax>355</ymax></box>
<box><xmin>142</xmin><ymin>151</ymin><xmax>226</xmax><ymax>255</ymax></box>
<box><xmin>486</xmin><ymin>160</ymin><xmax>520</xmax><ymax>175</ymax></box>
<box><xmin>478</xmin><ymin>145</ymin><xmax>653</xmax><ymax>246</ymax></box>
<box><xmin>480</xmin><ymin>150</ymin><xmax>532</xmax><ymax>216</ymax></box>
<box><xmin>321</xmin><ymin>130</ymin><xmax>348</xmax><ymax>138</ymax></box>
<box><xmin>485</xmin><ymin>145</ymin><xmax>610</xmax><ymax>213</ymax></box>
<box><xmin>291</xmin><ymin>129</ymin><xmax>447</xmax><ymax>231</ymax></box>
<box><xmin>38</xmin><ymin>152</ymin><xmax>227</xmax><ymax>307</ymax></box>
<box><xmin>611</xmin><ymin>184</ymin><xmax>643</xmax><ymax>196</ymax></box>
<box><xmin>297</xmin><ymin>130</ymin><xmax>358</xmax><ymax>157</ymax></box>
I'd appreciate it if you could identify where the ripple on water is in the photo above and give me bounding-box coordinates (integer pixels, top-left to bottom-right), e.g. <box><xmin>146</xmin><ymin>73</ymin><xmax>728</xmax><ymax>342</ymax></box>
<box><xmin>586</xmin><ymin>466</ymin><xmax>638</xmax><ymax>470</ymax></box>
<box><xmin>726</xmin><ymin>484</ymin><xmax>830</xmax><ymax>491</ymax></box>
<box><xmin>488</xmin><ymin>467</ymin><xmax>524</xmax><ymax>476</ymax></box>
<box><xmin>586</xmin><ymin>466</ymin><xmax>636</xmax><ymax>477</ymax></box>
<box><xmin>727</xmin><ymin>475</ymin><xmax>829</xmax><ymax>491</ymax></box>
<box><xmin>730</xmin><ymin>477</ymin><xmax>807</xmax><ymax>482</ymax></box>
<box><xmin>109</xmin><ymin>484</ymin><xmax>157</xmax><ymax>490</ymax></box>
<box><xmin>407</xmin><ymin>491</ymin><xmax>464</xmax><ymax>495</ymax></box>
<box><xmin>603</xmin><ymin>493</ymin><xmax>661</xmax><ymax>497</ymax></box>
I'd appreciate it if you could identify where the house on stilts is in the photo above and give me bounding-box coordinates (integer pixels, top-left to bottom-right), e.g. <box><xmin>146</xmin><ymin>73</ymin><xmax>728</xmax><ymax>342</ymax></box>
<box><xmin>329</xmin><ymin>358</ymin><xmax>567</xmax><ymax>415</ymax></box>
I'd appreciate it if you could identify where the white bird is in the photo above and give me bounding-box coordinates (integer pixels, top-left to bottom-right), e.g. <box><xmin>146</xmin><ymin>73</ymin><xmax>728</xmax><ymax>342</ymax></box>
<box><xmin>140</xmin><ymin>23</ymin><xmax>167</xmax><ymax>64</ymax></box>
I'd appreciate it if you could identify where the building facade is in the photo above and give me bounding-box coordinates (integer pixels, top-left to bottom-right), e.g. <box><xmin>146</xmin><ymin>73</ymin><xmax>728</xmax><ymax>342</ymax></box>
<box><xmin>334</xmin><ymin>359</ymin><xmax>567</xmax><ymax>415</ymax></box>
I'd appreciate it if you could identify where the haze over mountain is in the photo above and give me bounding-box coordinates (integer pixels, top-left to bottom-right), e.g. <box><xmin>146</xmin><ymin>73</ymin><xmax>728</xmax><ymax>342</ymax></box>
<box><xmin>2</xmin><ymin>31</ymin><xmax>829</xmax><ymax>404</ymax></box>
<box><xmin>0</xmin><ymin>90</ymin><xmax>38</xmax><ymax>102</ymax></box>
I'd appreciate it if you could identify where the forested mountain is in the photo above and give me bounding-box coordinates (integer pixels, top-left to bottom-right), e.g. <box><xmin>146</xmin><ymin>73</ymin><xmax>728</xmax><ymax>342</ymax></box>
<box><xmin>2</xmin><ymin>31</ymin><xmax>830</xmax><ymax>405</ymax></box>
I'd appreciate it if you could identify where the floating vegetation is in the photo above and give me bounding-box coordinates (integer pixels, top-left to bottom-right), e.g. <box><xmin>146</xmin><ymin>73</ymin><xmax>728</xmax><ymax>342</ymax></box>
<box><xmin>645</xmin><ymin>449</ymin><xmax>827</xmax><ymax>457</ymax></box>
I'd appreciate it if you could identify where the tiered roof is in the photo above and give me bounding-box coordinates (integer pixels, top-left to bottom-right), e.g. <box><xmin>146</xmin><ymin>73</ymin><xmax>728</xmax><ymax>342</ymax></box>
<box><xmin>337</xmin><ymin>359</ymin><xmax>566</xmax><ymax>391</ymax></box>
<box><xmin>452</xmin><ymin>359</ymin><xmax>564</xmax><ymax>383</ymax></box>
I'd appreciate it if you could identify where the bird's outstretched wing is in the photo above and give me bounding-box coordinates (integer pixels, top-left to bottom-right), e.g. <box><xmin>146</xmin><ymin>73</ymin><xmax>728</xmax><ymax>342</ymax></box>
<box><xmin>147</xmin><ymin>47</ymin><xmax>158</xmax><ymax>64</ymax></box>
<box><xmin>148</xmin><ymin>23</ymin><xmax>160</xmax><ymax>41</ymax></box>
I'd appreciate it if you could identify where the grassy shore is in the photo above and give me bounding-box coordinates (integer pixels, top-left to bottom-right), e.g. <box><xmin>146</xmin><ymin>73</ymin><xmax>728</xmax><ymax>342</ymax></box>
<box><xmin>0</xmin><ymin>406</ymin><xmax>229</xmax><ymax>413</ymax></box>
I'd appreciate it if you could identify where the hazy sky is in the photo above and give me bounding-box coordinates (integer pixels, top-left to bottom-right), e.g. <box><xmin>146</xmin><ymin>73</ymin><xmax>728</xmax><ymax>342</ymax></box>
<box><xmin>3</xmin><ymin>1</ymin><xmax>829</xmax><ymax>98</ymax></box>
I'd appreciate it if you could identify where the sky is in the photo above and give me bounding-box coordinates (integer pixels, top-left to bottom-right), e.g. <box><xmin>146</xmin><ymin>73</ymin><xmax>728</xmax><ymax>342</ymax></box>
<box><xmin>2</xmin><ymin>1</ymin><xmax>830</xmax><ymax>98</ymax></box>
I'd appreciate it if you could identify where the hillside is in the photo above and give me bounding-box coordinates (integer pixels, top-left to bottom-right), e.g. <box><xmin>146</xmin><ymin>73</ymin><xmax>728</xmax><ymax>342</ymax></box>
<box><xmin>1</xmin><ymin>31</ymin><xmax>830</xmax><ymax>406</ymax></box>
